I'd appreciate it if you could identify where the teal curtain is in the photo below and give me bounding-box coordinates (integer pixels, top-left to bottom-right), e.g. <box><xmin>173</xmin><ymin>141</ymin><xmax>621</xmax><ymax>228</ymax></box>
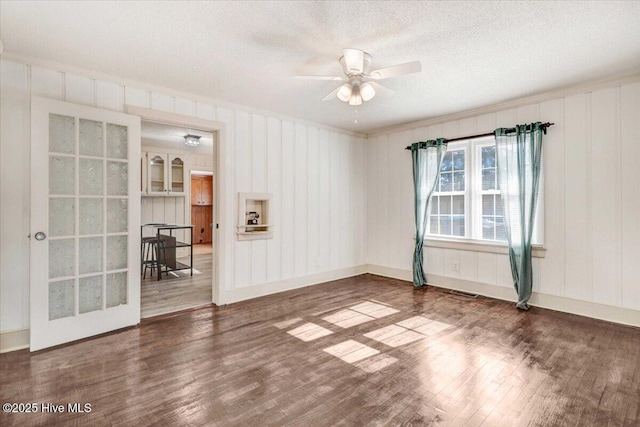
<box><xmin>411</xmin><ymin>139</ymin><xmax>447</xmax><ymax>287</ymax></box>
<box><xmin>494</xmin><ymin>123</ymin><xmax>544</xmax><ymax>310</ymax></box>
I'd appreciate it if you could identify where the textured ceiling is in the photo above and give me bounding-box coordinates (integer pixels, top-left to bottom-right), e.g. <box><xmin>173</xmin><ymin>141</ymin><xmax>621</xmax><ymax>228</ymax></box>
<box><xmin>2</xmin><ymin>1</ymin><xmax>640</xmax><ymax>133</ymax></box>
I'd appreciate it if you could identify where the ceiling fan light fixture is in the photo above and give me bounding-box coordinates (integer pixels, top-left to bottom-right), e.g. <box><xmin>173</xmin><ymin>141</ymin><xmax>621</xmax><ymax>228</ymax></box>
<box><xmin>360</xmin><ymin>82</ymin><xmax>376</xmax><ymax>101</ymax></box>
<box><xmin>337</xmin><ymin>83</ymin><xmax>353</xmax><ymax>102</ymax></box>
<box><xmin>348</xmin><ymin>89</ymin><xmax>363</xmax><ymax>106</ymax></box>
<box><xmin>184</xmin><ymin>134</ymin><xmax>201</xmax><ymax>147</ymax></box>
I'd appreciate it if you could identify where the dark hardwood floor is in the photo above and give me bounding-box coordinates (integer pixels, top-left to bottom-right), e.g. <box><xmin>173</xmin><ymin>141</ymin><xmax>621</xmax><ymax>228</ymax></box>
<box><xmin>1</xmin><ymin>274</ymin><xmax>639</xmax><ymax>426</ymax></box>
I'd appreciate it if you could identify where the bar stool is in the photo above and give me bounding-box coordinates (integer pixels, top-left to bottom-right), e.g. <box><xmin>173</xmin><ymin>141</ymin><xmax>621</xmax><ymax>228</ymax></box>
<box><xmin>141</xmin><ymin>236</ymin><xmax>167</xmax><ymax>279</ymax></box>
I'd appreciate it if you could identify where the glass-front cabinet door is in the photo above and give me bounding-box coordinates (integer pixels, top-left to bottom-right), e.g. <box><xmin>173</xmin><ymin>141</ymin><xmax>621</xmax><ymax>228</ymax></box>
<box><xmin>147</xmin><ymin>152</ymin><xmax>167</xmax><ymax>196</ymax></box>
<box><xmin>30</xmin><ymin>97</ymin><xmax>141</xmax><ymax>351</ymax></box>
<box><xmin>169</xmin><ymin>155</ymin><xmax>186</xmax><ymax>195</ymax></box>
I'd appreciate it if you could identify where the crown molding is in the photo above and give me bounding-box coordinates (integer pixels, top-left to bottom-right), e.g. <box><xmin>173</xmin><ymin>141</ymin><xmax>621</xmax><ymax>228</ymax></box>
<box><xmin>0</xmin><ymin>52</ymin><xmax>368</xmax><ymax>139</ymax></box>
<box><xmin>366</xmin><ymin>71</ymin><xmax>640</xmax><ymax>137</ymax></box>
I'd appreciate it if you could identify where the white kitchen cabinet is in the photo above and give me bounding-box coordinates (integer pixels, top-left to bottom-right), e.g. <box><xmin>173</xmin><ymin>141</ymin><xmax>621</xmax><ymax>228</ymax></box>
<box><xmin>142</xmin><ymin>152</ymin><xmax>186</xmax><ymax>196</ymax></box>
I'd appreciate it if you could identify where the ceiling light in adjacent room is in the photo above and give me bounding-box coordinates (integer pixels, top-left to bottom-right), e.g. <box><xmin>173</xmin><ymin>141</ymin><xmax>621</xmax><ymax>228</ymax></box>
<box><xmin>184</xmin><ymin>134</ymin><xmax>201</xmax><ymax>147</ymax></box>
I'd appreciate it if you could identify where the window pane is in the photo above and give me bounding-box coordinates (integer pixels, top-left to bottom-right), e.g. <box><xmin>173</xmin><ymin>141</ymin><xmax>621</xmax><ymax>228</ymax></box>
<box><xmin>496</xmin><ymin>218</ymin><xmax>507</xmax><ymax>241</ymax></box>
<box><xmin>454</xmin><ymin>171</ymin><xmax>465</xmax><ymax>191</ymax></box>
<box><xmin>482</xmin><ymin>146</ymin><xmax>496</xmax><ymax>168</ymax></box>
<box><xmin>452</xmin><ymin>216</ymin><xmax>465</xmax><ymax>237</ymax></box>
<box><xmin>452</xmin><ymin>195</ymin><xmax>464</xmax><ymax>214</ymax></box>
<box><xmin>482</xmin><ymin>168</ymin><xmax>495</xmax><ymax>191</ymax></box>
<box><xmin>440</xmin><ymin>196</ymin><xmax>451</xmax><ymax>214</ymax></box>
<box><xmin>429</xmin><ymin>216</ymin><xmax>438</xmax><ymax>234</ymax></box>
<box><xmin>430</xmin><ymin>196</ymin><xmax>439</xmax><ymax>214</ymax></box>
<box><xmin>441</xmin><ymin>153</ymin><xmax>453</xmax><ymax>171</ymax></box>
<box><xmin>439</xmin><ymin>216</ymin><xmax>451</xmax><ymax>235</ymax></box>
<box><xmin>482</xmin><ymin>195</ymin><xmax>494</xmax><ymax>215</ymax></box>
<box><xmin>495</xmin><ymin>195</ymin><xmax>504</xmax><ymax>216</ymax></box>
<box><xmin>453</xmin><ymin>151</ymin><xmax>465</xmax><ymax>170</ymax></box>
<box><xmin>440</xmin><ymin>172</ymin><xmax>452</xmax><ymax>192</ymax></box>
<box><xmin>482</xmin><ymin>217</ymin><xmax>495</xmax><ymax>240</ymax></box>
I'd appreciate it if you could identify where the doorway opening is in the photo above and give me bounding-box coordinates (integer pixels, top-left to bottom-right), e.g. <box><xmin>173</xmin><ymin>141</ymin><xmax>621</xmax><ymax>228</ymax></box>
<box><xmin>139</xmin><ymin>120</ymin><xmax>215</xmax><ymax>318</ymax></box>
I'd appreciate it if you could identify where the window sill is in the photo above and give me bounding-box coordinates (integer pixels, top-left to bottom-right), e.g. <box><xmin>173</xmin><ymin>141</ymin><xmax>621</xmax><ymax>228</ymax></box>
<box><xmin>423</xmin><ymin>237</ymin><xmax>546</xmax><ymax>258</ymax></box>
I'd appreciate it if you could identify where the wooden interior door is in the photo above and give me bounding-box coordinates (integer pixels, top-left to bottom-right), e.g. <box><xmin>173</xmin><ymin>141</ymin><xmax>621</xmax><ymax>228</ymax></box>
<box><xmin>30</xmin><ymin>97</ymin><xmax>141</xmax><ymax>351</ymax></box>
<box><xmin>191</xmin><ymin>174</ymin><xmax>213</xmax><ymax>244</ymax></box>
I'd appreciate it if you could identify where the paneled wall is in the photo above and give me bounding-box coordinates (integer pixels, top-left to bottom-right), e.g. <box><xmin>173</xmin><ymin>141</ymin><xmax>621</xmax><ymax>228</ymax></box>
<box><xmin>0</xmin><ymin>59</ymin><xmax>368</xmax><ymax>333</ymax></box>
<box><xmin>367</xmin><ymin>82</ymin><xmax>640</xmax><ymax>312</ymax></box>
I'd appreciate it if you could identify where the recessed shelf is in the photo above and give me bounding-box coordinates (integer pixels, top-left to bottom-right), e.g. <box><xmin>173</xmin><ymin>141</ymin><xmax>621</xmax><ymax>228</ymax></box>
<box><xmin>237</xmin><ymin>192</ymin><xmax>273</xmax><ymax>241</ymax></box>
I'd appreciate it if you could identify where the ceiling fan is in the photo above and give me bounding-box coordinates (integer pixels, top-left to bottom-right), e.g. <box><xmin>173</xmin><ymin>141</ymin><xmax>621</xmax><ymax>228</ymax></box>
<box><xmin>295</xmin><ymin>48</ymin><xmax>422</xmax><ymax>106</ymax></box>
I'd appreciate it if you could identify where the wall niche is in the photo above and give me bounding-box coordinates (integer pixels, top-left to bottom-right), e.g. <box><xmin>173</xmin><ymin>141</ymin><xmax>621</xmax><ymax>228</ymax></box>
<box><xmin>237</xmin><ymin>192</ymin><xmax>273</xmax><ymax>241</ymax></box>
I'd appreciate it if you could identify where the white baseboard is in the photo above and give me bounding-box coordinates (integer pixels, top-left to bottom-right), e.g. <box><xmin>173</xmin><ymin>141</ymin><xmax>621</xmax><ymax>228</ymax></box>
<box><xmin>0</xmin><ymin>328</ymin><xmax>30</xmax><ymax>353</ymax></box>
<box><xmin>366</xmin><ymin>264</ymin><xmax>640</xmax><ymax>328</ymax></box>
<box><xmin>218</xmin><ymin>265</ymin><xmax>369</xmax><ymax>305</ymax></box>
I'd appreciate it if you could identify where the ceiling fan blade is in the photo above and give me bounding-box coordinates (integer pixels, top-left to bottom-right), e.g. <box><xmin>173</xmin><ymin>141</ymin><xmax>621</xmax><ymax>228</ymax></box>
<box><xmin>369</xmin><ymin>61</ymin><xmax>422</xmax><ymax>80</ymax></box>
<box><xmin>294</xmin><ymin>75</ymin><xmax>344</xmax><ymax>81</ymax></box>
<box><xmin>321</xmin><ymin>86</ymin><xmax>341</xmax><ymax>101</ymax></box>
<box><xmin>343</xmin><ymin>48</ymin><xmax>364</xmax><ymax>74</ymax></box>
<box><xmin>368</xmin><ymin>81</ymin><xmax>395</xmax><ymax>96</ymax></box>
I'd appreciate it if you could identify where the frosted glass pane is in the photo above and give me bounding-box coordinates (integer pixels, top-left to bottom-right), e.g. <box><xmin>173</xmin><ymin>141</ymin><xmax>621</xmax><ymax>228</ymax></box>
<box><xmin>49</xmin><ymin>279</ymin><xmax>74</xmax><ymax>320</ymax></box>
<box><xmin>107</xmin><ymin>236</ymin><xmax>127</xmax><ymax>270</ymax></box>
<box><xmin>79</xmin><ymin>119</ymin><xmax>103</xmax><ymax>157</ymax></box>
<box><xmin>49</xmin><ymin>239</ymin><xmax>75</xmax><ymax>279</ymax></box>
<box><xmin>106</xmin><ymin>123</ymin><xmax>128</xmax><ymax>159</ymax></box>
<box><xmin>107</xmin><ymin>161</ymin><xmax>128</xmax><ymax>196</ymax></box>
<box><xmin>49</xmin><ymin>156</ymin><xmax>75</xmax><ymax>195</ymax></box>
<box><xmin>79</xmin><ymin>158</ymin><xmax>103</xmax><ymax>196</ymax></box>
<box><xmin>79</xmin><ymin>275</ymin><xmax>102</xmax><ymax>314</ymax></box>
<box><xmin>79</xmin><ymin>198</ymin><xmax>103</xmax><ymax>235</ymax></box>
<box><xmin>49</xmin><ymin>114</ymin><xmax>75</xmax><ymax>154</ymax></box>
<box><xmin>106</xmin><ymin>272</ymin><xmax>127</xmax><ymax>307</ymax></box>
<box><xmin>79</xmin><ymin>237</ymin><xmax>103</xmax><ymax>274</ymax></box>
<box><xmin>107</xmin><ymin>199</ymin><xmax>127</xmax><ymax>233</ymax></box>
<box><xmin>49</xmin><ymin>198</ymin><xmax>74</xmax><ymax>236</ymax></box>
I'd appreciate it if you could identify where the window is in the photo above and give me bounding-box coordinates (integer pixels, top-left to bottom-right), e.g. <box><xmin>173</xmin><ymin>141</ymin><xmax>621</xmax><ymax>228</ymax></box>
<box><xmin>427</xmin><ymin>137</ymin><xmax>543</xmax><ymax>245</ymax></box>
<box><xmin>429</xmin><ymin>149</ymin><xmax>466</xmax><ymax>237</ymax></box>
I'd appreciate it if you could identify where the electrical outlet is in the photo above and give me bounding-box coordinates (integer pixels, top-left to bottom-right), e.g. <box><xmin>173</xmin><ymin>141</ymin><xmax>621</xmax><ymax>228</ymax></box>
<box><xmin>452</xmin><ymin>261</ymin><xmax>459</xmax><ymax>271</ymax></box>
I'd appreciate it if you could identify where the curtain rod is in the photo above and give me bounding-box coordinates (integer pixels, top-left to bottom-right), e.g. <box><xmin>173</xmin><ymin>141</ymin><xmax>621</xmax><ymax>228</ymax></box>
<box><xmin>404</xmin><ymin>122</ymin><xmax>554</xmax><ymax>150</ymax></box>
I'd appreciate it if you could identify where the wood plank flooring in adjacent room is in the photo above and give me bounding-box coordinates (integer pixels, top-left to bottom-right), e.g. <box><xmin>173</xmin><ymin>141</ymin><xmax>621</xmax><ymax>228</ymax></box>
<box><xmin>1</xmin><ymin>274</ymin><xmax>639</xmax><ymax>426</ymax></box>
<box><xmin>141</xmin><ymin>253</ymin><xmax>213</xmax><ymax>318</ymax></box>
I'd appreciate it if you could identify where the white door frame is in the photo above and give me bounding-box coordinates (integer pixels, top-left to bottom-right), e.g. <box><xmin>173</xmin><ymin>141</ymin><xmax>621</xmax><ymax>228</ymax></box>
<box><xmin>127</xmin><ymin>106</ymin><xmax>225</xmax><ymax>305</ymax></box>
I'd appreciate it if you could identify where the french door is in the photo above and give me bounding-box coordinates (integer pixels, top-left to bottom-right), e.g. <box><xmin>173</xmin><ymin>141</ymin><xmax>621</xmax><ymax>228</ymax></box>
<box><xmin>30</xmin><ymin>97</ymin><xmax>141</xmax><ymax>351</ymax></box>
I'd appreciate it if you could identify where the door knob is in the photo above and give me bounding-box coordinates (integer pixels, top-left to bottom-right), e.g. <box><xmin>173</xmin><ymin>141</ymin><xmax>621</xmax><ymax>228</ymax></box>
<box><xmin>35</xmin><ymin>231</ymin><xmax>47</xmax><ymax>241</ymax></box>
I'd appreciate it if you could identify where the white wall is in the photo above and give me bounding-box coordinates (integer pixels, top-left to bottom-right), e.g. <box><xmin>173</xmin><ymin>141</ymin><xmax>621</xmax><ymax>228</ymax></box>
<box><xmin>367</xmin><ymin>82</ymin><xmax>640</xmax><ymax>316</ymax></box>
<box><xmin>0</xmin><ymin>59</ymin><xmax>368</xmax><ymax>334</ymax></box>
